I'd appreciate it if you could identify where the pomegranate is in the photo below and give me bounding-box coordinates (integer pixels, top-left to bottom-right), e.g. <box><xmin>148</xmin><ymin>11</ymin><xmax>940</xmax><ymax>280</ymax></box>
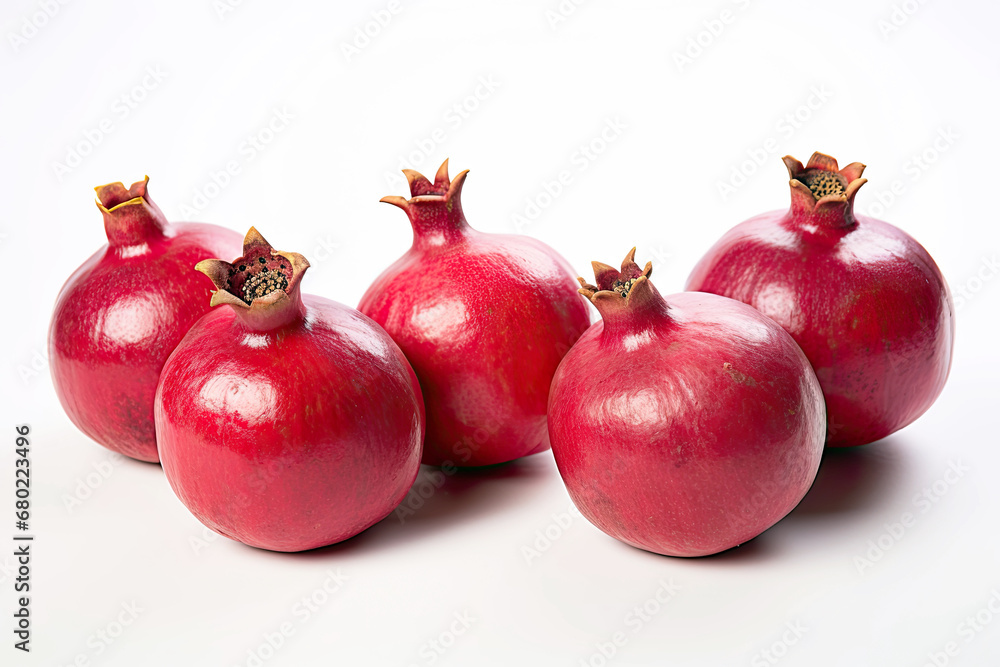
<box><xmin>686</xmin><ymin>152</ymin><xmax>954</xmax><ymax>446</ymax></box>
<box><xmin>49</xmin><ymin>177</ymin><xmax>241</xmax><ymax>462</ymax></box>
<box><xmin>358</xmin><ymin>160</ymin><xmax>591</xmax><ymax>467</ymax></box>
<box><xmin>547</xmin><ymin>250</ymin><xmax>825</xmax><ymax>557</ymax></box>
<box><xmin>155</xmin><ymin>228</ymin><xmax>424</xmax><ymax>552</ymax></box>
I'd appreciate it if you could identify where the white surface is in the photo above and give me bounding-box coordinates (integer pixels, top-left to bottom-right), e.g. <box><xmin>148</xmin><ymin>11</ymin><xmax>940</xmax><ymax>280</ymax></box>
<box><xmin>3</xmin><ymin>1</ymin><xmax>1000</xmax><ymax>665</ymax></box>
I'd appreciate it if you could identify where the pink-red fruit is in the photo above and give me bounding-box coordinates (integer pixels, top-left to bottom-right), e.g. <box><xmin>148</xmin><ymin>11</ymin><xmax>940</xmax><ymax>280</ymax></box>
<box><xmin>687</xmin><ymin>152</ymin><xmax>954</xmax><ymax>446</ymax></box>
<box><xmin>49</xmin><ymin>178</ymin><xmax>242</xmax><ymax>462</ymax></box>
<box><xmin>548</xmin><ymin>250</ymin><xmax>825</xmax><ymax>557</ymax></box>
<box><xmin>359</xmin><ymin>160</ymin><xmax>591</xmax><ymax>467</ymax></box>
<box><xmin>156</xmin><ymin>228</ymin><xmax>424</xmax><ymax>552</ymax></box>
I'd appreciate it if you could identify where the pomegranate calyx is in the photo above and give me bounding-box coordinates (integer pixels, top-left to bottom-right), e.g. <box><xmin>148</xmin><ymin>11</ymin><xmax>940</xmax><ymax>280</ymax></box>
<box><xmin>95</xmin><ymin>176</ymin><xmax>169</xmax><ymax>248</ymax></box>
<box><xmin>382</xmin><ymin>159</ymin><xmax>471</xmax><ymax>247</ymax></box>
<box><xmin>579</xmin><ymin>247</ymin><xmax>653</xmax><ymax>298</ymax></box>
<box><xmin>195</xmin><ymin>227</ymin><xmax>309</xmax><ymax>331</ymax></box>
<box><xmin>578</xmin><ymin>248</ymin><xmax>670</xmax><ymax>329</ymax></box>
<box><xmin>783</xmin><ymin>152</ymin><xmax>868</xmax><ymax>230</ymax></box>
<box><xmin>402</xmin><ymin>158</ymin><xmax>453</xmax><ymax>196</ymax></box>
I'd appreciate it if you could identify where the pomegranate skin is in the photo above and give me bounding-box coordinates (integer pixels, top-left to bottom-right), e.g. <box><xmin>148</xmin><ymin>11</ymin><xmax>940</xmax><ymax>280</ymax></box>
<box><xmin>686</xmin><ymin>152</ymin><xmax>954</xmax><ymax>446</ymax></box>
<box><xmin>49</xmin><ymin>178</ymin><xmax>241</xmax><ymax>462</ymax></box>
<box><xmin>156</xmin><ymin>229</ymin><xmax>423</xmax><ymax>552</ymax></box>
<box><xmin>548</xmin><ymin>250</ymin><xmax>825</xmax><ymax>558</ymax></box>
<box><xmin>358</xmin><ymin>160</ymin><xmax>591</xmax><ymax>467</ymax></box>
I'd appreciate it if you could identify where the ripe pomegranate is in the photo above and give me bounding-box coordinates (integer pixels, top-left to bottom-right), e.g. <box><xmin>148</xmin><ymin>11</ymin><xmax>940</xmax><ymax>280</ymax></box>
<box><xmin>548</xmin><ymin>250</ymin><xmax>825</xmax><ymax>557</ymax></box>
<box><xmin>686</xmin><ymin>152</ymin><xmax>954</xmax><ymax>446</ymax></box>
<box><xmin>155</xmin><ymin>228</ymin><xmax>424</xmax><ymax>552</ymax></box>
<box><xmin>49</xmin><ymin>177</ymin><xmax>241</xmax><ymax>462</ymax></box>
<box><xmin>358</xmin><ymin>160</ymin><xmax>591</xmax><ymax>467</ymax></box>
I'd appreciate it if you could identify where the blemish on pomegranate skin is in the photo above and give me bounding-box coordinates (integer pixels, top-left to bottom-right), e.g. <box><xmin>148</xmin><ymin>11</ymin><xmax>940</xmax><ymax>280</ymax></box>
<box><xmin>722</xmin><ymin>362</ymin><xmax>758</xmax><ymax>387</ymax></box>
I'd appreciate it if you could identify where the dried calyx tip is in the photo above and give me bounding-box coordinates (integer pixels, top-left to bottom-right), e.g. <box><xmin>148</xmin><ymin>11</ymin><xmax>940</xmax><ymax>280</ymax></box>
<box><xmin>94</xmin><ymin>175</ymin><xmax>152</xmax><ymax>211</ymax></box>
<box><xmin>580</xmin><ymin>248</ymin><xmax>654</xmax><ymax>303</ymax></box>
<box><xmin>391</xmin><ymin>159</ymin><xmax>467</xmax><ymax>200</ymax></box>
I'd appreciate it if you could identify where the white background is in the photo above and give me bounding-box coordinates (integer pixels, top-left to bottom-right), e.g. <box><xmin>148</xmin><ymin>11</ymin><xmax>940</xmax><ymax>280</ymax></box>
<box><xmin>2</xmin><ymin>1</ymin><xmax>999</xmax><ymax>665</ymax></box>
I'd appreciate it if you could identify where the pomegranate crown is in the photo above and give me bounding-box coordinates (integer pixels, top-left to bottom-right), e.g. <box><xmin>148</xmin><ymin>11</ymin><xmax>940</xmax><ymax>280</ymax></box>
<box><xmin>578</xmin><ymin>247</ymin><xmax>653</xmax><ymax>303</ymax></box>
<box><xmin>782</xmin><ymin>152</ymin><xmax>867</xmax><ymax>224</ymax></box>
<box><xmin>386</xmin><ymin>158</ymin><xmax>469</xmax><ymax>202</ymax></box>
<box><xmin>381</xmin><ymin>160</ymin><xmax>471</xmax><ymax>246</ymax></box>
<box><xmin>94</xmin><ymin>176</ymin><xmax>169</xmax><ymax>246</ymax></box>
<box><xmin>577</xmin><ymin>248</ymin><xmax>672</xmax><ymax>328</ymax></box>
<box><xmin>195</xmin><ymin>228</ymin><xmax>310</xmax><ymax>330</ymax></box>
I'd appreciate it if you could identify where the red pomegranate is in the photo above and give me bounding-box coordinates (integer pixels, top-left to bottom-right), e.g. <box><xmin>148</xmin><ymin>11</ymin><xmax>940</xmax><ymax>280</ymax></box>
<box><xmin>358</xmin><ymin>160</ymin><xmax>591</xmax><ymax>467</ymax></box>
<box><xmin>155</xmin><ymin>228</ymin><xmax>424</xmax><ymax>552</ymax></box>
<box><xmin>686</xmin><ymin>152</ymin><xmax>954</xmax><ymax>446</ymax></box>
<box><xmin>49</xmin><ymin>177</ymin><xmax>241</xmax><ymax>462</ymax></box>
<box><xmin>548</xmin><ymin>250</ymin><xmax>825</xmax><ymax>557</ymax></box>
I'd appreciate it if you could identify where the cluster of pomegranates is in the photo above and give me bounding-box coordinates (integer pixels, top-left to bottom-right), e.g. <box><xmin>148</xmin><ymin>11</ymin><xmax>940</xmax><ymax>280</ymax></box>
<box><xmin>49</xmin><ymin>153</ymin><xmax>953</xmax><ymax>556</ymax></box>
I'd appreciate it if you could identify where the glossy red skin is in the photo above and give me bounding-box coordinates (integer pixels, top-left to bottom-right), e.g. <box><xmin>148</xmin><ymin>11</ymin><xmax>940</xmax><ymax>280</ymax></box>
<box><xmin>686</xmin><ymin>210</ymin><xmax>954</xmax><ymax>446</ymax></box>
<box><xmin>360</xmin><ymin>231</ymin><xmax>591</xmax><ymax>467</ymax></box>
<box><xmin>548</xmin><ymin>290</ymin><xmax>825</xmax><ymax>557</ymax></box>
<box><xmin>155</xmin><ymin>295</ymin><xmax>424</xmax><ymax>552</ymax></box>
<box><xmin>49</xmin><ymin>223</ymin><xmax>241</xmax><ymax>462</ymax></box>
